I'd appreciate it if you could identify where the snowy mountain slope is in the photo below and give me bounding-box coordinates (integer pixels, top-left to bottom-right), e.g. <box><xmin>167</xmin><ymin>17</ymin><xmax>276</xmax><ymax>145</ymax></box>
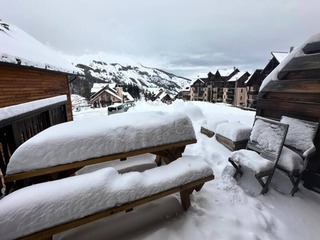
<box><xmin>71</xmin><ymin>58</ymin><xmax>192</xmax><ymax>97</ymax></box>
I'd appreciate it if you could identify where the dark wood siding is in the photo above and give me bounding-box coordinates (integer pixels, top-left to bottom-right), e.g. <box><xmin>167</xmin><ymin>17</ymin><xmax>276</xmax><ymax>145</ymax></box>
<box><xmin>0</xmin><ymin>65</ymin><xmax>73</xmax><ymax>121</ymax></box>
<box><xmin>257</xmin><ymin>46</ymin><xmax>320</xmax><ymax>189</ymax></box>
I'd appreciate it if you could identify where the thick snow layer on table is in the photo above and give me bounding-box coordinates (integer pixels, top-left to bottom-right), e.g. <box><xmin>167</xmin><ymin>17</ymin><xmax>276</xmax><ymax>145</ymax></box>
<box><xmin>0</xmin><ymin>20</ymin><xmax>80</xmax><ymax>74</ymax></box>
<box><xmin>0</xmin><ymin>95</ymin><xmax>67</xmax><ymax>122</ymax></box>
<box><xmin>216</xmin><ymin>122</ymin><xmax>251</xmax><ymax>141</ymax></box>
<box><xmin>6</xmin><ymin>111</ymin><xmax>196</xmax><ymax>174</ymax></box>
<box><xmin>278</xmin><ymin>146</ymin><xmax>304</xmax><ymax>172</ymax></box>
<box><xmin>0</xmin><ymin>156</ymin><xmax>213</xmax><ymax>240</ymax></box>
<box><xmin>231</xmin><ymin>149</ymin><xmax>274</xmax><ymax>173</ymax></box>
<box><xmin>260</xmin><ymin>32</ymin><xmax>320</xmax><ymax>91</ymax></box>
<box><xmin>249</xmin><ymin>118</ymin><xmax>287</xmax><ymax>160</ymax></box>
<box><xmin>280</xmin><ymin>116</ymin><xmax>318</xmax><ymax>152</ymax></box>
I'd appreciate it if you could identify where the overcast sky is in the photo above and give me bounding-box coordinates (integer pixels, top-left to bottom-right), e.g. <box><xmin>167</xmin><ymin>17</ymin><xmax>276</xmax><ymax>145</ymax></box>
<box><xmin>1</xmin><ymin>0</ymin><xmax>320</xmax><ymax>78</ymax></box>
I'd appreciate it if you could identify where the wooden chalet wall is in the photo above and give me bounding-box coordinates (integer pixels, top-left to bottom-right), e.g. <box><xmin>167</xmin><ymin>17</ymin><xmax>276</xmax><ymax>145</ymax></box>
<box><xmin>256</xmin><ymin>41</ymin><xmax>320</xmax><ymax>186</ymax></box>
<box><xmin>0</xmin><ymin>64</ymin><xmax>73</xmax><ymax>121</ymax></box>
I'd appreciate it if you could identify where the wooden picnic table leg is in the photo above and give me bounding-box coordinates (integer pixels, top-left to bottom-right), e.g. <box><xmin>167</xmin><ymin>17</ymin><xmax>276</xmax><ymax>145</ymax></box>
<box><xmin>180</xmin><ymin>188</ymin><xmax>193</xmax><ymax>210</ymax></box>
<box><xmin>155</xmin><ymin>155</ymin><xmax>162</xmax><ymax>166</ymax></box>
<box><xmin>153</xmin><ymin>146</ymin><xmax>186</xmax><ymax>165</ymax></box>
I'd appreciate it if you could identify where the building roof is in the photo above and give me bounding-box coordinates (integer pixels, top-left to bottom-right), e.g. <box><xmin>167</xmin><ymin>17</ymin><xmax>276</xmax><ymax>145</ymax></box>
<box><xmin>123</xmin><ymin>91</ymin><xmax>134</xmax><ymax>102</ymax></box>
<box><xmin>216</xmin><ymin>68</ymin><xmax>237</xmax><ymax>77</ymax></box>
<box><xmin>228</xmin><ymin>71</ymin><xmax>248</xmax><ymax>82</ymax></box>
<box><xmin>0</xmin><ymin>20</ymin><xmax>80</xmax><ymax>75</ymax></box>
<box><xmin>91</xmin><ymin>83</ymin><xmax>109</xmax><ymax>94</ymax></box>
<box><xmin>245</xmin><ymin>69</ymin><xmax>262</xmax><ymax>85</ymax></box>
<box><xmin>271</xmin><ymin>52</ymin><xmax>289</xmax><ymax>64</ymax></box>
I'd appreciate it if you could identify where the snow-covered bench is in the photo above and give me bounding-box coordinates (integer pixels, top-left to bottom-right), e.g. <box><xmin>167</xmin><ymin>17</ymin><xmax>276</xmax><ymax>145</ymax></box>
<box><xmin>0</xmin><ymin>156</ymin><xmax>214</xmax><ymax>240</ymax></box>
<box><xmin>215</xmin><ymin>122</ymin><xmax>252</xmax><ymax>151</ymax></box>
<box><xmin>2</xmin><ymin>110</ymin><xmax>197</xmax><ymax>193</ymax></box>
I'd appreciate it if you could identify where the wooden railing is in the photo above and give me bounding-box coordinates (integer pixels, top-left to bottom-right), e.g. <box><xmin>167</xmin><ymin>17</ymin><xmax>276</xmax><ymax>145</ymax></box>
<box><xmin>0</xmin><ymin>101</ymin><xmax>68</xmax><ymax>194</ymax></box>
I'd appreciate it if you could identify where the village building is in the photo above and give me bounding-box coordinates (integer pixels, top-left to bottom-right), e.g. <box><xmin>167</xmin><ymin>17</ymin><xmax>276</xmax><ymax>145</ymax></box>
<box><xmin>0</xmin><ymin>20</ymin><xmax>80</xmax><ymax>121</ymax></box>
<box><xmin>224</xmin><ymin>71</ymin><xmax>250</xmax><ymax>106</ymax></box>
<box><xmin>190</xmin><ymin>78</ymin><xmax>206</xmax><ymax>101</ymax></box>
<box><xmin>90</xmin><ymin>83</ymin><xmax>133</xmax><ymax>108</ymax></box>
<box><xmin>190</xmin><ymin>68</ymin><xmax>251</xmax><ymax>107</ymax></box>
<box><xmin>175</xmin><ymin>87</ymin><xmax>191</xmax><ymax>101</ymax></box>
<box><xmin>157</xmin><ymin>91</ymin><xmax>173</xmax><ymax>104</ymax></box>
<box><xmin>204</xmin><ymin>68</ymin><xmax>240</xmax><ymax>103</ymax></box>
<box><xmin>245</xmin><ymin>69</ymin><xmax>263</xmax><ymax>108</ymax></box>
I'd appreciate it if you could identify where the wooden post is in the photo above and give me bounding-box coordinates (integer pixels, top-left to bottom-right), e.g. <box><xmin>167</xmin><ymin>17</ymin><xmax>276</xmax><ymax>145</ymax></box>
<box><xmin>180</xmin><ymin>189</ymin><xmax>193</xmax><ymax>210</ymax></box>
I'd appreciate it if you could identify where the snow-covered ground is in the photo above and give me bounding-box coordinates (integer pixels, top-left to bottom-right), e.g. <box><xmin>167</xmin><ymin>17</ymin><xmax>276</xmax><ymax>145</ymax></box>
<box><xmin>53</xmin><ymin>100</ymin><xmax>320</xmax><ymax>240</ymax></box>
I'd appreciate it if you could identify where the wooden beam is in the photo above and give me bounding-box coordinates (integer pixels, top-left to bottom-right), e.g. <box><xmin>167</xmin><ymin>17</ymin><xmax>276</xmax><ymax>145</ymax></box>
<box><xmin>260</xmin><ymin>79</ymin><xmax>320</xmax><ymax>94</ymax></box>
<box><xmin>256</xmin><ymin>99</ymin><xmax>320</xmax><ymax>118</ymax></box>
<box><xmin>278</xmin><ymin>55</ymin><xmax>320</xmax><ymax>79</ymax></box>
<box><xmin>303</xmin><ymin>41</ymin><xmax>320</xmax><ymax>54</ymax></box>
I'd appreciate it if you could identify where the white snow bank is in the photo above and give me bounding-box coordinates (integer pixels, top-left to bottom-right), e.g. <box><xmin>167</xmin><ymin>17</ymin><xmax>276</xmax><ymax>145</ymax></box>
<box><xmin>216</xmin><ymin>122</ymin><xmax>252</xmax><ymax>141</ymax></box>
<box><xmin>0</xmin><ymin>156</ymin><xmax>213</xmax><ymax>240</ymax></box>
<box><xmin>0</xmin><ymin>20</ymin><xmax>81</xmax><ymax>74</ymax></box>
<box><xmin>202</xmin><ymin>118</ymin><xmax>228</xmax><ymax>133</ymax></box>
<box><xmin>172</xmin><ymin>100</ymin><xmax>205</xmax><ymax>122</ymax></box>
<box><xmin>280</xmin><ymin>116</ymin><xmax>318</xmax><ymax>152</ymax></box>
<box><xmin>0</xmin><ymin>95</ymin><xmax>67</xmax><ymax>122</ymax></box>
<box><xmin>230</xmin><ymin>149</ymin><xmax>274</xmax><ymax>173</ymax></box>
<box><xmin>260</xmin><ymin>32</ymin><xmax>320</xmax><ymax>91</ymax></box>
<box><xmin>6</xmin><ymin>111</ymin><xmax>196</xmax><ymax>174</ymax></box>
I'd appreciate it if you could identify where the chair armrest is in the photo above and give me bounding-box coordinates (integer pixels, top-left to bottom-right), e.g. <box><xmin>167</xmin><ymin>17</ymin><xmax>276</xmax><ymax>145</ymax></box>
<box><xmin>302</xmin><ymin>145</ymin><xmax>316</xmax><ymax>159</ymax></box>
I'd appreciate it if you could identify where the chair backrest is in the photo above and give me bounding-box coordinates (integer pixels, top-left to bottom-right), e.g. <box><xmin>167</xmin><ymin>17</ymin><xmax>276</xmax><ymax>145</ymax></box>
<box><xmin>247</xmin><ymin>116</ymin><xmax>289</xmax><ymax>162</ymax></box>
<box><xmin>280</xmin><ymin>116</ymin><xmax>319</xmax><ymax>155</ymax></box>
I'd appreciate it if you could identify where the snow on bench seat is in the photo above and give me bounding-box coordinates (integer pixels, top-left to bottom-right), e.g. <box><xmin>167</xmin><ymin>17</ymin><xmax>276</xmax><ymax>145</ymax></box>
<box><xmin>6</xmin><ymin>111</ymin><xmax>196</xmax><ymax>175</ymax></box>
<box><xmin>0</xmin><ymin>156</ymin><xmax>214</xmax><ymax>240</ymax></box>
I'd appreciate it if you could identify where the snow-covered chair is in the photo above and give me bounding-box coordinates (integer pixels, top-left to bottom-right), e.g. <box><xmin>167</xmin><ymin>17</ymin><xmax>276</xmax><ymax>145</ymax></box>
<box><xmin>277</xmin><ymin>116</ymin><xmax>319</xmax><ymax>196</ymax></box>
<box><xmin>228</xmin><ymin>116</ymin><xmax>289</xmax><ymax>194</ymax></box>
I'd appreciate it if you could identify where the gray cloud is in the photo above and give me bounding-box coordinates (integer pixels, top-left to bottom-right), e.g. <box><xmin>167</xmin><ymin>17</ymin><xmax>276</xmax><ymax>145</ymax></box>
<box><xmin>1</xmin><ymin>0</ymin><xmax>320</xmax><ymax>78</ymax></box>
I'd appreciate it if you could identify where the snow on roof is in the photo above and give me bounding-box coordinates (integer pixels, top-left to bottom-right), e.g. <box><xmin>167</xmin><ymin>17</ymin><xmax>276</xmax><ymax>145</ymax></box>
<box><xmin>0</xmin><ymin>20</ymin><xmax>80</xmax><ymax>74</ymax></box>
<box><xmin>159</xmin><ymin>91</ymin><xmax>171</xmax><ymax>101</ymax></box>
<box><xmin>191</xmin><ymin>78</ymin><xmax>205</xmax><ymax>85</ymax></box>
<box><xmin>260</xmin><ymin>32</ymin><xmax>320</xmax><ymax>91</ymax></box>
<box><xmin>109</xmin><ymin>83</ymin><xmax>117</xmax><ymax>89</ymax></box>
<box><xmin>146</xmin><ymin>87</ymin><xmax>163</xmax><ymax>95</ymax></box>
<box><xmin>228</xmin><ymin>71</ymin><xmax>247</xmax><ymax>82</ymax></box>
<box><xmin>271</xmin><ymin>52</ymin><xmax>289</xmax><ymax>63</ymax></box>
<box><xmin>106</xmin><ymin>89</ymin><xmax>122</xmax><ymax>100</ymax></box>
<box><xmin>217</xmin><ymin>68</ymin><xmax>236</xmax><ymax>77</ymax></box>
<box><xmin>6</xmin><ymin>111</ymin><xmax>196</xmax><ymax>174</ymax></box>
<box><xmin>0</xmin><ymin>95</ymin><xmax>67</xmax><ymax>124</ymax></box>
<box><xmin>123</xmin><ymin>91</ymin><xmax>134</xmax><ymax>101</ymax></box>
<box><xmin>90</xmin><ymin>83</ymin><xmax>109</xmax><ymax>93</ymax></box>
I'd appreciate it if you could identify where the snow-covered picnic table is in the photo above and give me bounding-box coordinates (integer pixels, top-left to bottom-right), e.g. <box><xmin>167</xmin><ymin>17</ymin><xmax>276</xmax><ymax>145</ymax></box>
<box><xmin>4</xmin><ymin>111</ymin><xmax>197</xmax><ymax>183</ymax></box>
